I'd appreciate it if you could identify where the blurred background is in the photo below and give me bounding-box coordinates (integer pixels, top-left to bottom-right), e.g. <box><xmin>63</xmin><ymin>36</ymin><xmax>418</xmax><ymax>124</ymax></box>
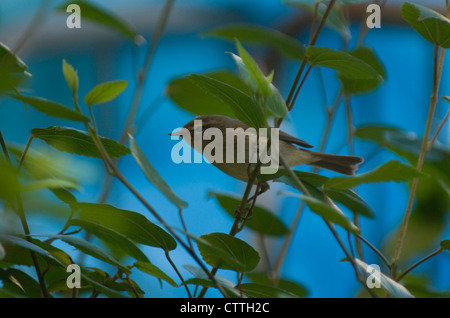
<box><xmin>0</xmin><ymin>0</ymin><xmax>449</xmax><ymax>297</ymax></box>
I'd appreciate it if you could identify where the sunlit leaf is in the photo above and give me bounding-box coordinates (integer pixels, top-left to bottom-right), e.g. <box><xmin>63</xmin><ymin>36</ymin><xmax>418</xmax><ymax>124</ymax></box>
<box><xmin>84</xmin><ymin>80</ymin><xmax>128</xmax><ymax>106</ymax></box>
<box><xmin>62</xmin><ymin>59</ymin><xmax>79</xmax><ymax>95</ymax></box>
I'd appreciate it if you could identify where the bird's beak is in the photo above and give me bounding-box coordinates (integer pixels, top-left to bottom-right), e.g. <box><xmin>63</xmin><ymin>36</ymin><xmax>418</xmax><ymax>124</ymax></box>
<box><xmin>169</xmin><ymin>130</ymin><xmax>183</xmax><ymax>137</ymax></box>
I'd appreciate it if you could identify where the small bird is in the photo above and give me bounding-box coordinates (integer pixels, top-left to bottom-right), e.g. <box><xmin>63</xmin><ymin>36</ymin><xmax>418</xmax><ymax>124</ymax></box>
<box><xmin>170</xmin><ymin>115</ymin><xmax>363</xmax><ymax>185</ymax></box>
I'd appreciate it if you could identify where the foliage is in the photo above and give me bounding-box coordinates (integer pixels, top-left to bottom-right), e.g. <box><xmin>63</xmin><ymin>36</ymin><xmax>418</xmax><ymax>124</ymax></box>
<box><xmin>0</xmin><ymin>0</ymin><xmax>448</xmax><ymax>299</ymax></box>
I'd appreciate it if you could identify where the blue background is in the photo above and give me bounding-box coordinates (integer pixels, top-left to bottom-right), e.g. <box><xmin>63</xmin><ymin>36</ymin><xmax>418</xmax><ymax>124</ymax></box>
<box><xmin>0</xmin><ymin>0</ymin><xmax>449</xmax><ymax>297</ymax></box>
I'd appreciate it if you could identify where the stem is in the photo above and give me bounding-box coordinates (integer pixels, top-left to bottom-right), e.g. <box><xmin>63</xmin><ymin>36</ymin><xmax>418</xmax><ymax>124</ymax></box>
<box><xmin>392</xmin><ymin>44</ymin><xmax>446</xmax><ymax>271</ymax></box>
<box><xmin>165</xmin><ymin>251</ymin><xmax>192</xmax><ymax>298</ymax></box>
<box><xmin>18</xmin><ymin>135</ymin><xmax>34</xmax><ymax>171</ymax></box>
<box><xmin>428</xmin><ymin>107</ymin><xmax>450</xmax><ymax>148</ymax></box>
<box><xmin>284</xmin><ymin>0</ymin><xmax>337</xmax><ymax>111</ymax></box>
<box><xmin>396</xmin><ymin>248</ymin><xmax>443</xmax><ymax>282</ymax></box>
<box><xmin>98</xmin><ymin>0</ymin><xmax>175</xmax><ymax>204</ymax></box>
<box><xmin>355</xmin><ymin>234</ymin><xmax>390</xmax><ymax>269</ymax></box>
<box><xmin>271</xmin><ymin>89</ymin><xmax>343</xmax><ymax>281</ymax></box>
<box><xmin>0</xmin><ymin>129</ymin><xmax>49</xmax><ymax>297</ymax></box>
<box><xmin>0</xmin><ymin>131</ymin><xmax>10</xmax><ymax>161</ymax></box>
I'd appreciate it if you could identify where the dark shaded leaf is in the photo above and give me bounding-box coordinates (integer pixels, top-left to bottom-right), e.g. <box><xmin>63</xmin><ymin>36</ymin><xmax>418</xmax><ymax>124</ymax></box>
<box><xmin>72</xmin><ymin>202</ymin><xmax>177</xmax><ymax>251</ymax></box>
<box><xmin>187</xmin><ymin>74</ymin><xmax>266</xmax><ymax>128</ymax></box>
<box><xmin>195</xmin><ymin>232</ymin><xmax>260</xmax><ymax>272</ymax></box>
<box><xmin>339</xmin><ymin>47</ymin><xmax>385</xmax><ymax>94</ymax></box>
<box><xmin>31</xmin><ymin>126</ymin><xmax>130</xmax><ymax>158</ymax></box>
<box><xmin>7</xmin><ymin>94</ymin><xmax>90</xmax><ymax>123</ymax></box>
<box><xmin>203</xmin><ymin>23</ymin><xmax>305</xmax><ymax>60</ymax></box>
<box><xmin>401</xmin><ymin>2</ymin><xmax>450</xmax><ymax>48</ymax></box>
<box><xmin>57</xmin><ymin>0</ymin><xmax>137</xmax><ymax>39</ymax></box>
<box><xmin>69</xmin><ymin>219</ymin><xmax>149</xmax><ymax>263</ymax></box>
<box><xmin>306</xmin><ymin>46</ymin><xmax>382</xmax><ymax>80</ymax></box>
<box><xmin>167</xmin><ymin>70</ymin><xmax>249</xmax><ymax>118</ymax></box>
<box><xmin>239</xmin><ymin>283</ymin><xmax>298</xmax><ymax>298</ymax></box>
<box><xmin>209</xmin><ymin>191</ymin><xmax>289</xmax><ymax>236</ymax></box>
<box><xmin>325</xmin><ymin>160</ymin><xmax>421</xmax><ymax>190</ymax></box>
<box><xmin>281</xmin><ymin>191</ymin><xmax>360</xmax><ymax>234</ymax></box>
<box><xmin>134</xmin><ymin>261</ymin><xmax>178</xmax><ymax>287</ymax></box>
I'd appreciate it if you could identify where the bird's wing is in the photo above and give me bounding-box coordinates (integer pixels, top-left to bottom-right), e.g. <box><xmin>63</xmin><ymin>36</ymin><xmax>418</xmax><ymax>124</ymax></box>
<box><xmin>279</xmin><ymin>130</ymin><xmax>314</xmax><ymax>148</ymax></box>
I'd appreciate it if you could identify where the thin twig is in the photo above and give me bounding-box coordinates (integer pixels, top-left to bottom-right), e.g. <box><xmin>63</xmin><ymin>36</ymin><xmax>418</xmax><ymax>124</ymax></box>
<box><xmin>165</xmin><ymin>251</ymin><xmax>192</xmax><ymax>298</ymax></box>
<box><xmin>396</xmin><ymin>248</ymin><xmax>444</xmax><ymax>282</ymax></box>
<box><xmin>428</xmin><ymin>107</ymin><xmax>450</xmax><ymax>148</ymax></box>
<box><xmin>392</xmin><ymin>45</ymin><xmax>446</xmax><ymax>273</ymax></box>
<box><xmin>18</xmin><ymin>135</ymin><xmax>34</xmax><ymax>171</ymax></box>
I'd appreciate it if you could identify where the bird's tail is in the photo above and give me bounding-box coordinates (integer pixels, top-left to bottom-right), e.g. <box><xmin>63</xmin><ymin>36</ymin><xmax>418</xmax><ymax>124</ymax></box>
<box><xmin>307</xmin><ymin>151</ymin><xmax>364</xmax><ymax>175</ymax></box>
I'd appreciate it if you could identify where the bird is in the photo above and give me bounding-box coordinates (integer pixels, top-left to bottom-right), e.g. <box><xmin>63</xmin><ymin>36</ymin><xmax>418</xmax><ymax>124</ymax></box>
<box><xmin>169</xmin><ymin>114</ymin><xmax>363</xmax><ymax>187</ymax></box>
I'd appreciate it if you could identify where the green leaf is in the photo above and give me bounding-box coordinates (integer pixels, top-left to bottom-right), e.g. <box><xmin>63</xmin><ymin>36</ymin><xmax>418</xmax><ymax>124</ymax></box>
<box><xmin>84</xmin><ymin>80</ymin><xmax>128</xmax><ymax>106</ymax></box>
<box><xmin>203</xmin><ymin>23</ymin><xmax>305</xmax><ymax>60</ymax></box>
<box><xmin>187</xmin><ymin>74</ymin><xmax>266</xmax><ymax>128</ymax></box>
<box><xmin>339</xmin><ymin>47</ymin><xmax>386</xmax><ymax>94</ymax></box>
<box><xmin>325</xmin><ymin>160</ymin><xmax>421</xmax><ymax>190</ymax></box>
<box><xmin>68</xmin><ymin>219</ymin><xmax>149</xmax><ymax>263</ymax></box>
<box><xmin>440</xmin><ymin>240</ymin><xmax>450</xmax><ymax>250</ymax></box>
<box><xmin>354</xmin><ymin>259</ymin><xmax>414</xmax><ymax>298</ymax></box>
<box><xmin>209</xmin><ymin>192</ymin><xmax>289</xmax><ymax>236</ymax></box>
<box><xmin>245</xmin><ymin>272</ymin><xmax>308</xmax><ymax>297</ymax></box>
<box><xmin>263</xmin><ymin>170</ymin><xmax>373</xmax><ymax>218</ymax></box>
<box><xmin>57</xmin><ymin>0</ymin><xmax>137</xmax><ymax>39</ymax></box>
<box><xmin>287</xmin><ymin>1</ymin><xmax>350</xmax><ymax>39</ymax></box>
<box><xmin>306</xmin><ymin>46</ymin><xmax>382</xmax><ymax>80</ymax></box>
<box><xmin>129</xmin><ymin>135</ymin><xmax>187</xmax><ymax>209</ymax></box>
<box><xmin>72</xmin><ymin>202</ymin><xmax>177</xmax><ymax>251</ymax></box>
<box><xmin>0</xmin><ymin>268</ymin><xmax>42</xmax><ymax>298</ymax></box>
<box><xmin>7</xmin><ymin>94</ymin><xmax>90</xmax><ymax>123</ymax></box>
<box><xmin>239</xmin><ymin>283</ymin><xmax>298</xmax><ymax>298</ymax></box>
<box><xmin>47</xmin><ymin>234</ymin><xmax>130</xmax><ymax>274</ymax></box>
<box><xmin>195</xmin><ymin>232</ymin><xmax>260</xmax><ymax>272</ymax></box>
<box><xmin>235</xmin><ymin>40</ymin><xmax>272</xmax><ymax>96</ymax></box>
<box><xmin>31</xmin><ymin>126</ymin><xmax>130</xmax><ymax>158</ymax></box>
<box><xmin>20</xmin><ymin>178</ymin><xmax>78</xmax><ymax>192</ymax></box>
<box><xmin>401</xmin><ymin>2</ymin><xmax>450</xmax><ymax>48</ymax></box>
<box><xmin>133</xmin><ymin>261</ymin><xmax>178</xmax><ymax>287</ymax></box>
<box><xmin>166</xmin><ymin>70</ymin><xmax>249</xmax><ymax>118</ymax></box>
<box><xmin>183</xmin><ymin>265</ymin><xmax>238</xmax><ymax>295</ymax></box>
<box><xmin>0</xmin><ymin>42</ymin><xmax>31</xmax><ymax>92</ymax></box>
<box><xmin>0</xmin><ymin>235</ymin><xmax>61</xmax><ymax>266</ymax></box>
<box><xmin>443</xmin><ymin>96</ymin><xmax>450</xmax><ymax>103</ymax></box>
<box><xmin>62</xmin><ymin>59</ymin><xmax>79</xmax><ymax>95</ymax></box>
<box><xmin>0</xmin><ymin>159</ymin><xmax>20</xmax><ymax>204</ymax></box>
<box><xmin>281</xmin><ymin>191</ymin><xmax>360</xmax><ymax>234</ymax></box>
<box><xmin>264</xmin><ymin>83</ymin><xmax>289</xmax><ymax>118</ymax></box>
